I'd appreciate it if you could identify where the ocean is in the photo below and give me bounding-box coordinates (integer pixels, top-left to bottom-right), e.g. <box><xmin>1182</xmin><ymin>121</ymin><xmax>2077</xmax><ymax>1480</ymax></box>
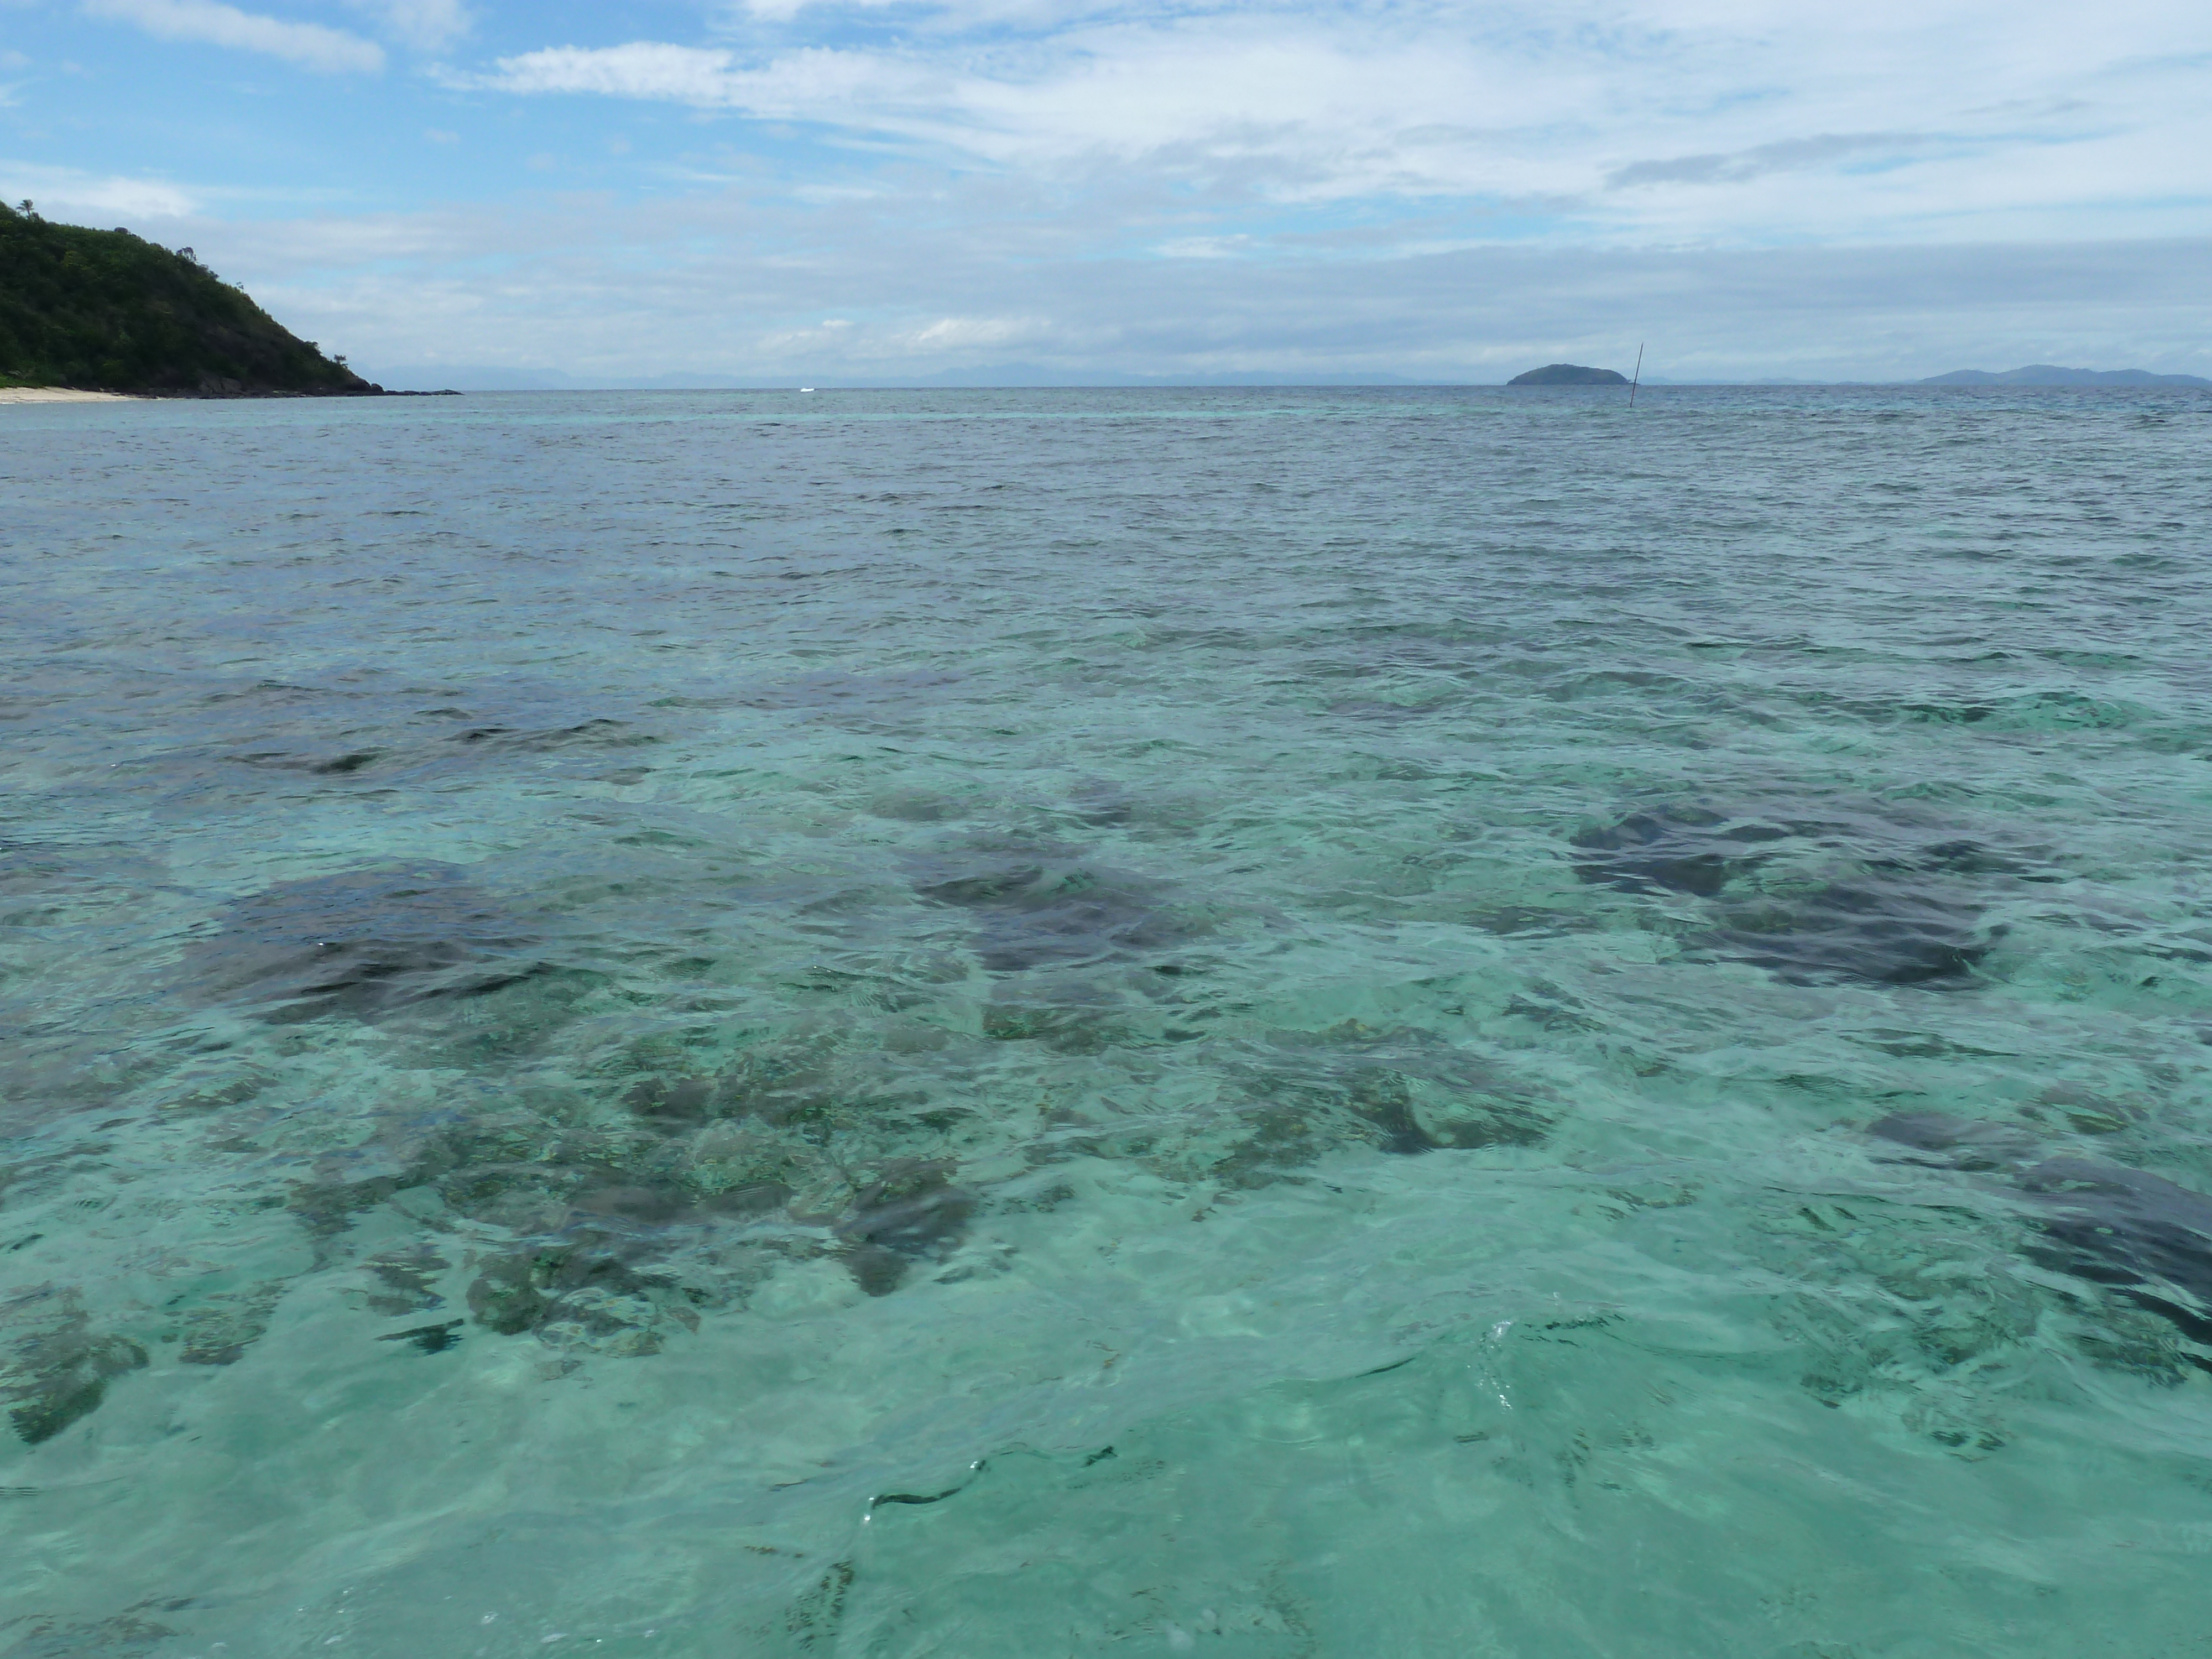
<box><xmin>4</xmin><ymin>384</ymin><xmax>2210</xmax><ymax>1656</ymax></box>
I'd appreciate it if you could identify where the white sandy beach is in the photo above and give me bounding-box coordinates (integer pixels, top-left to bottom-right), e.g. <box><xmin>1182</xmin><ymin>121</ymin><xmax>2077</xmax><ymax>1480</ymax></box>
<box><xmin>0</xmin><ymin>387</ymin><xmax>140</xmax><ymax>404</ymax></box>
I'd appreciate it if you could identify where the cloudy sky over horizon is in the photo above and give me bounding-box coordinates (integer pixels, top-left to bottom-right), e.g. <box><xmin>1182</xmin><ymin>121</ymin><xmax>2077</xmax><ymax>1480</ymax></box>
<box><xmin>3</xmin><ymin>0</ymin><xmax>2208</xmax><ymax>382</ymax></box>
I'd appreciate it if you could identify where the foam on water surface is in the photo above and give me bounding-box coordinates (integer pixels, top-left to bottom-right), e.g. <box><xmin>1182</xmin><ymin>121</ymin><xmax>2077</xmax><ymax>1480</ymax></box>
<box><xmin>4</xmin><ymin>385</ymin><xmax>2212</xmax><ymax>1656</ymax></box>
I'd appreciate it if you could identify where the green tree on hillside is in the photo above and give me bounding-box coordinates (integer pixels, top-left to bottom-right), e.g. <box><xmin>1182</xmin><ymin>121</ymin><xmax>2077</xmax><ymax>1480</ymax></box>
<box><xmin>0</xmin><ymin>201</ymin><xmax>378</xmax><ymax>395</ymax></box>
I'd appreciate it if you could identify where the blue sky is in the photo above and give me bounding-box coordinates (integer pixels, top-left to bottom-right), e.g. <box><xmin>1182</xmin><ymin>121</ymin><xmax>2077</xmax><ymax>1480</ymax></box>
<box><xmin>4</xmin><ymin>0</ymin><xmax>2208</xmax><ymax>382</ymax></box>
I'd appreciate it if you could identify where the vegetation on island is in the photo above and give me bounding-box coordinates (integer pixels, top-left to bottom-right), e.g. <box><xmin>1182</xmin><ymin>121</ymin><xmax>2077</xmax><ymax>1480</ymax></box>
<box><xmin>1508</xmin><ymin>363</ymin><xmax>1631</xmax><ymax>387</ymax></box>
<box><xmin>0</xmin><ymin>200</ymin><xmax>383</xmax><ymax>396</ymax></box>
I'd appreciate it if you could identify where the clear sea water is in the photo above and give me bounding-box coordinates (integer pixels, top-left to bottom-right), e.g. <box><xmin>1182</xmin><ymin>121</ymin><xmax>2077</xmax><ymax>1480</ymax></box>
<box><xmin>4</xmin><ymin>384</ymin><xmax>2212</xmax><ymax>1658</ymax></box>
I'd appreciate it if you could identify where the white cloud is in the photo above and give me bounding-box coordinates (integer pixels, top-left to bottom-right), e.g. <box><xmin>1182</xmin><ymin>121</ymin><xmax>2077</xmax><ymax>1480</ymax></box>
<box><xmin>462</xmin><ymin>0</ymin><xmax>2212</xmax><ymax>249</ymax></box>
<box><xmin>1155</xmin><ymin>234</ymin><xmax>1259</xmax><ymax>258</ymax></box>
<box><xmin>907</xmin><ymin>314</ymin><xmax>1049</xmax><ymax>347</ymax></box>
<box><xmin>82</xmin><ymin>0</ymin><xmax>385</xmax><ymax>72</ymax></box>
<box><xmin>346</xmin><ymin>0</ymin><xmax>470</xmax><ymax>53</ymax></box>
<box><xmin>475</xmin><ymin>42</ymin><xmax>743</xmax><ymax>103</ymax></box>
<box><xmin>0</xmin><ymin>158</ymin><xmax>199</xmax><ymax>218</ymax></box>
<box><xmin>468</xmin><ymin>41</ymin><xmax>932</xmax><ymax>113</ymax></box>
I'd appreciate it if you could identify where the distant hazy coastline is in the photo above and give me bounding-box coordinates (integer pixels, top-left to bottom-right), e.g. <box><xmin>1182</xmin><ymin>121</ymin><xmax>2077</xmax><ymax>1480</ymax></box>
<box><xmin>356</xmin><ymin>361</ymin><xmax>2211</xmax><ymax>393</ymax></box>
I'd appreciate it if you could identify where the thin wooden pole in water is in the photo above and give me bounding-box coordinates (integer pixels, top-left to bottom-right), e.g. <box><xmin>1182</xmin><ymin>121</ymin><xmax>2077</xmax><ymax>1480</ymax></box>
<box><xmin>1629</xmin><ymin>343</ymin><xmax>1644</xmax><ymax>408</ymax></box>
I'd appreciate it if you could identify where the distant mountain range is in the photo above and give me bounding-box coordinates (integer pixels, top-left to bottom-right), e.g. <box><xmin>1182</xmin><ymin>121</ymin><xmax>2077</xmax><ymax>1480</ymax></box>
<box><xmin>1646</xmin><ymin>368</ymin><xmax>2209</xmax><ymax>388</ymax></box>
<box><xmin>360</xmin><ymin>363</ymin><xmax>1436</xmax><ymax>393</ymax></box>
<box><xmin>1918</xmin><ymin>364</ymin><xmax>2210</xmax><ymax>387</ymax></box>
<box><xmin>1638</xmin><ymin>375</ymin><xmax>1829</xmax><ymax>385</ymax></box>
<box><xmin>356</xmin><ymin>360</ymin><xmax>2212</xmax><ymax>394</ymax></box>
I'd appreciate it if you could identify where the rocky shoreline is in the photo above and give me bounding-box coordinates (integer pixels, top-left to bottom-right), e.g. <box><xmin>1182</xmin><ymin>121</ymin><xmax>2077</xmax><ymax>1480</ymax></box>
<box><xmin>1</xmin><ymin>384</ymin><xmax>459</xmax><ymax>401</ymax></box>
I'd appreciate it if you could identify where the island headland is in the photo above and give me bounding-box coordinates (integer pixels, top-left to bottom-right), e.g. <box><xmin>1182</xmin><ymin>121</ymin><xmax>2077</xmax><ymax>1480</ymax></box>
<box><xmin>1919</xmin><ymin>364</ymin><xmax>2211</xmax><ymax>388</ymax></box>
<box><xmin>0</xmin><ymin>201</ymin><xmax>425</xmax><ymax>398</ymax></box>
<box><xmin>1507</xmin><ymin>363</ymin><xmax>1631</xmax><ymax>386</ymax></box>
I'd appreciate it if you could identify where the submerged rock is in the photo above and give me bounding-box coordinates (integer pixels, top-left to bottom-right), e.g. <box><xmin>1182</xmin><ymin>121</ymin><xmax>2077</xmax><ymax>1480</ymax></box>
<box><xmin>1716</xmin><ymin>879</ymin><xmax>1990</xmax><ymax>986</ymax></box>
<box><xmin>1</xmin><ymin>1288</ymin><xmax>147</xmax><ymax>1444</ymax></box>
<box><xmin>177</xmin><ymin>1281</ymin><xmax>285</xmax><ymax>1367</ymax></box>
<box><xmin>1571</xmin><ymin>804</ymin><xmax>2012</xmax><ymax>985</ymax></box>
<box><xmin>180</xmin><ymin>862</ymin><xmax>555</xmax><ymax>1024</ymax></box>
<box><xmin>1205</xmin><ymin>1025</ymin><xmax>1553</xmax><ymax>1186</ymax></box>
<box><xmin>1870</xmin><ymin>1113</ymin><xmax>2212</xmax><ymax>1347</ymax></box>
<box><xmin>914</xmin><ymin>852</ymin><xmax>1196</xmax><ymax>974</ymax></box>
<box><xmin>1572</xmin><ymin>805</ymin><xmax>1777</xmax><ymax>898</ymax></box>
<box><xmin>465</xmin><ymin>1231</ymin><xmax>701</xmax><ymax>1354</ymax></box>
<box><xmin>377</xmin><ymin>1321</ymin><xmax>463</xmax><ymax>1354</ymax></box>
<box><xmin>361</xmin><ymin>1246</ymin><xmax>450</xmax><ymax>1316</ymax></box>
<box><xmin>836</xmin><ymin>1162</ymin><xmax>978</xmax><ymax>1296</ymax></box>
<box><xmin>1865</xmin><ymin>1112</ymin><xmax>2038</xmax><ymax>1170</ymax></box>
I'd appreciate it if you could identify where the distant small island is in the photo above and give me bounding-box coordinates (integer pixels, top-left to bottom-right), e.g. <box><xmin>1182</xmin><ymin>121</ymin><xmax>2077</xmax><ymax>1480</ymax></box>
<box><xmin>1508</xmin><ymin>363</ymin><xmax>1630</xmax><ymax>387</ymax></box>
<box><xmin>1</xmin><ymin>200</ymin><xmax>394</xmax><ymax>398</ymax></box>
<box><xmin>1919</xmin><ymin>364</ymin><xmax>2210</xmax><ymax>388</ymax></box>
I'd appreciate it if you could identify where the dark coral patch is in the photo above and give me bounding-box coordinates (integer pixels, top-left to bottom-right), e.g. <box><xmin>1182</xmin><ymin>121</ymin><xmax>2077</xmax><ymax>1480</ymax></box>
<box><xmin>1571</xmin><ymin>805</ymin><xmax>1776</xmax><ymax>898</ymax></box>
<box><xmin>1870</xmin><ymin>1114</ymin><xmax>2212</xmax><ymax>1350</ymax></box>
<box><xmin>2</xmin><ymin>1291</ymin><xmax>147</xmax><ymax>1444</ymax></box>
<box><xmin>1572</xmin><ymin>804</ymin><xmax>2020</xmax><ymax>986</ymax></box>
<box><xmin>180</xmin><ymin>862</ymin><xmax>559</xmax><ymax>1024</ymax></box>
<box><xmin>836</xmin><ymin>1162</ymin><xmax>978</xmax><ymax>1295</ymax></box>
<box><xmin>915</xmin><ymin>852</ymin><xmax>1197</xmax><ymax>974</ymax></box>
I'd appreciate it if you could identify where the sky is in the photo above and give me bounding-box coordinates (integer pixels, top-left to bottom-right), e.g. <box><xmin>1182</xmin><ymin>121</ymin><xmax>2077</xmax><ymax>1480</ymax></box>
<box><xmin>3</xmin><ymin>0</ymin><xmax>2208</xmax><ymax>383</ymax></box>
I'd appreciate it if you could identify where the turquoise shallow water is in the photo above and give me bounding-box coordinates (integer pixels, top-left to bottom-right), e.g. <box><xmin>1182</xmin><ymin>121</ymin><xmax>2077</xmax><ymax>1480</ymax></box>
<box><xmin>4</xmin><ymin>384</ymin><xmax>2212</xmax><ymax>1657</ymax></box>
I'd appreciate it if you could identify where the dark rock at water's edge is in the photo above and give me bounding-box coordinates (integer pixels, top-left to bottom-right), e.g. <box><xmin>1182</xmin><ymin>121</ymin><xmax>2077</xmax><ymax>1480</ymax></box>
<box><xmin>1507</xmin><ymin>363</ymin><xmax>1631</xmax><ymax>386</ymax></box>
<box><xmin>1920</xmin><ymin>364</ymin><xmax>2211</xmax><ymax>388</ymax></box>
<box><xmin>0</xmin><ymin>200</ymin><xmax>444</xmax><ymax>397</ymax></box>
